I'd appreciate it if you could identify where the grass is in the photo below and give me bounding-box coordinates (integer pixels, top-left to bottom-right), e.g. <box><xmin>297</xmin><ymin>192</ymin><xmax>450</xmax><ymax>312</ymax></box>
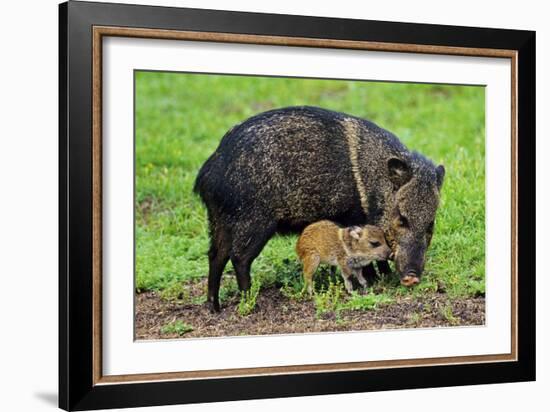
<box><xmin>160</xmin><ymin>320</ymin><xmax>194</xmax><ymax>336</ymax></box>
<box><xmin>314</xmin><ymin>280</ymin><xmax>345</xmax><ymax>318</ymax></box>
<box><xmin>237</xmin><ymin>279</ymin><xmax>261</xmax><ymax>316</ymax></box>
<box><xmin>135</xmin><ymin>71</ymin><xmax>485</xmax><ymax>314</ymax></box>
<box><xmin>439</xmin><ymin>305</ymin><xmax>461</xmax><ymax>326</ymax></box>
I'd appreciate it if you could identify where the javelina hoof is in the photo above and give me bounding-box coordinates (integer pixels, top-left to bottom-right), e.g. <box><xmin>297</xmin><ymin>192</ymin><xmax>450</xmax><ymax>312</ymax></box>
<box><xmin>358</xmin><ymin>287</ymin><xmax>369</xmax><ymax>295</ymax></box>
<box><xmin>400</xmin><ymin>275</ymin><xmax>420</xmax><ymax>287</ymax></box>
<box><xmin>208</xmin><ymin>300</ymin><xmax>221</xmax><ymax>313</ymax></box>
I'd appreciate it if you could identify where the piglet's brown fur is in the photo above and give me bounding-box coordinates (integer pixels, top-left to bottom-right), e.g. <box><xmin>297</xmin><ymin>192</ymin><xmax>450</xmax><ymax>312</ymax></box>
<box><xmin>296</xmin><ymin>220</ymin><xmax>391</xmax><ymax>295</ymax></box>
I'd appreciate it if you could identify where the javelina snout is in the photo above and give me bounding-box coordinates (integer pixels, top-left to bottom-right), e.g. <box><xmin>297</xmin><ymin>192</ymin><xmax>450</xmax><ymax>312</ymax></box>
<box><xmin>394</xmin><ymin>239</ymin><xmax>426</xmax><ymax>286</ymax></box>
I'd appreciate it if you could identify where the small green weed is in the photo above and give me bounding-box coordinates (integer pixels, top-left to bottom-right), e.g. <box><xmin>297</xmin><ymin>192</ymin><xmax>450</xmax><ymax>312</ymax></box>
<box><xmin>237</xmin><ymin>278</ymin><xmax>261</xmax><ymax>316</ymax></box>
<box><xmin>159</xmin><ymin>282</ymin><xmax>191</xmax><ymax>302</ymax></box>
<box><xmin>314</xmin><ymin>280</ymin><xmax>345</xmax><ymax>317</ymax></box>
<box><xmin>160</xmin><ymin>320</ymin><xmax>194</xmax><ymax>336</ymax></box>
<box><xmin>440</xmin><ymin>304</ymin><xmax>460</xmax><ymax>325</ymax></box>
<box><xmin>408</xmin><ymin>312</ymin><xmax>422</xmax><ymax>325</ymax></box>
<box><xmin>159</xmin><ymin>281</ymin><xmax>206</xmax><ymax>305</ymax></box>
<box><xmin>343</xmin><ymin>291</ymin><xmax>394</xmax><ymax>311</ymax></box>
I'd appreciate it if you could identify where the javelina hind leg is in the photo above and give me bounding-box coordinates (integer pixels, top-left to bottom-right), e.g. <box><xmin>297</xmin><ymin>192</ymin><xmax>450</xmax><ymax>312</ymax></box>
<box><xmin>231</xmin><ymin>222</ymin><xmax>276</xmax><ymax>293</ymax></box>
<box><xmin>377</xmin><ymin>260</ymin><xmax>392</xmax><ymax>275</ymax></box>
<box><xmin>207</xmin><ymin>228</ymin><xmax>231</xmax><ymax>313</ymax></box>
<box><xmin>362</xmin><ymin>263</ymin><xmax>378</xmax><ymax>285</ymax></box>
<box><xmin>301</xmin><ymin>254</ymin><xmax>321</xmax><ymax>296</ymax></box>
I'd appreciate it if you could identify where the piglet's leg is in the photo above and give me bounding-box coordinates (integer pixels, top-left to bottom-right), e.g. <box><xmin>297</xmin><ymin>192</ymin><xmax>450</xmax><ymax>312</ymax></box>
<box><xmin>339</xmin><ymin>260</ymin><xmax>355</xmax><ymax>294</ymax></box>
<box><xmin>301</xmin><ymin>254</ymin><xmax>320</xmax><ymax>296</ymax></box>
<box><xmin>354</xmin><ymin>268</ymin><xmax>369</xmax><ymax>288</ymax></box>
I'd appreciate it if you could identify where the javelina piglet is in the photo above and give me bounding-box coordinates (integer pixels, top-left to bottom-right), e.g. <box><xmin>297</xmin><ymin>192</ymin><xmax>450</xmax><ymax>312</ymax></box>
<box><xmin>195</xmin><ymin>106</ymin><xmax>445</xmax><ymax>312</ymax></box>
<box><xmin>296</xmin><ymin>220</ymin><xmax>392</xmax><ymax>295</ymax></box>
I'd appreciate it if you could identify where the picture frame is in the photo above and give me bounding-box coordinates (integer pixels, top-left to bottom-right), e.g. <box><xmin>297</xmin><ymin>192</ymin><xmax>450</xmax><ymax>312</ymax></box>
<box><xmin>59</xmin><ymin>1</ymin><xmax>535</xmax><ymax>410</ymax></box>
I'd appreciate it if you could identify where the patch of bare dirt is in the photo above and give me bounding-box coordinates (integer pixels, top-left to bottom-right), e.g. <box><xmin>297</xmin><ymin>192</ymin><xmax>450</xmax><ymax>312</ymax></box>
<box><xmin>135</xmin><ymin>280</ymin><xmax>485</xmax><ymax>340</ymax></box>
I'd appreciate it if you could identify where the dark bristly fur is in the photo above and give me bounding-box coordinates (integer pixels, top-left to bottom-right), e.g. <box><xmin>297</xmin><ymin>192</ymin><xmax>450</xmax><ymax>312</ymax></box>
<box><xmin>194</xmin><ymin>106</ymin><xmax>445</xmax><ymax>312</ymax></box>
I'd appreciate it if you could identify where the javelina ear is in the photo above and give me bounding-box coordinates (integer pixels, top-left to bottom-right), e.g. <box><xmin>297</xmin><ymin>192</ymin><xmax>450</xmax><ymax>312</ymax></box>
<box><xmin>387</xmin><ymin>158</ymin><xmax>412</xmax><ymax>189</ymax></box>
<box><xmin>436</xmin><ymin>165</ymin><xmax>445</xmax><ymax>190</ymax></box>
<box><xmin>349</xmin><ymin>226</ymin><xmax>362</xmax><ymax>240</ymax></box>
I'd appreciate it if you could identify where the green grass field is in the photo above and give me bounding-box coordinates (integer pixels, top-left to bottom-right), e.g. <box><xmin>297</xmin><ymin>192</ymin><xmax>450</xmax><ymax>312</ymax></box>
<box><xmin>135</xmin><ymin>71</ymin><xmax>485</xmax><ymax>316</ymax></box>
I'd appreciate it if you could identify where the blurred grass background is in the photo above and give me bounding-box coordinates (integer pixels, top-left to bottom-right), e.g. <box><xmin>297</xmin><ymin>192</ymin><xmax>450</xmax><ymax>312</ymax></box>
<box><xmin>135</xmin><ymin>71</ymin><xmax>485</xmax><ymax>303</ymax></box>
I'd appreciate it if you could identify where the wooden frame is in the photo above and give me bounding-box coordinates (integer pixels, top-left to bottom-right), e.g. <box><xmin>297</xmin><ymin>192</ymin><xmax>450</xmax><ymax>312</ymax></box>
<box><xmin>60</xmin><ymin>1</ymin><xmax>535</xmax><ymax>410</ymax></box>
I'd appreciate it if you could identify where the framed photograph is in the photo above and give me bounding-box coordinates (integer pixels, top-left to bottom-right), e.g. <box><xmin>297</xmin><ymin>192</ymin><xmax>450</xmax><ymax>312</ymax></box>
<box><xmin>59</xmin><ymin>1</ymin><xmax>535</xmax><ymax>410</ymax></box>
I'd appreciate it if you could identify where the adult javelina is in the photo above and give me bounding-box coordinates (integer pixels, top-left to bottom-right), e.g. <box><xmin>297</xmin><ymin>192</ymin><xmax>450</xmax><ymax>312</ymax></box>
<box><xmin>194</xmin><ymin>106</ymin><xmax>445</xmax><ymax>311</ymax></box>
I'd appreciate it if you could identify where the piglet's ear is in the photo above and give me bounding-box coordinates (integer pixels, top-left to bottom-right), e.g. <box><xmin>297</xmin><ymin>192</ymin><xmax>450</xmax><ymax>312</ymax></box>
<box><xmin>349</xmin><ymin>226</ymin><xmax>362</xmax><ymax>240</ymax></box>
<box><xmin>388</xmin><ymin>158</ymin><xmax>412</xmax><ymax>189</ymax></box>
<box><xmin>436</xmin><ymin>164</ymin><xmax>445</xmax><ymax>190</ymax></box>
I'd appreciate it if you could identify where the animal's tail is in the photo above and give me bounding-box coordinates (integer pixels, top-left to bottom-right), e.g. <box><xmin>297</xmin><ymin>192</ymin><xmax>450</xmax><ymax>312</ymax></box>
<box><xmin>193</xmin><ymin>153</ymin><xmax>216</xmax><ymax>199</ymax></box>
<box><xmin>193</xmin><ymin>162</ymin><xmax>207</xmax><ymax>197</ymax></box>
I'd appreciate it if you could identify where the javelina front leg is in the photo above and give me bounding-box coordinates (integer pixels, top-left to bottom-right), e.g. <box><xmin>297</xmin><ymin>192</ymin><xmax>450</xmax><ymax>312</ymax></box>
<box><xmin>377</xmin><ymin>260</ymin><xmax>392</xmax><ymax>275</ymax></box>
<box><xmin>362</xmin><ymin>263</ymin><xmax>378</xmax><ymax>285</ymax></box>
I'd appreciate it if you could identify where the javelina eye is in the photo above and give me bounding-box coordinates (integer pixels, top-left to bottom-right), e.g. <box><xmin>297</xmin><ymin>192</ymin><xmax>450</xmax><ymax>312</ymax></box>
<box><xmin>397</xmin><ymin>214</ymin><xmax>409</xmax><ymax>228</ymax></box>
<box><xmin>369</xmin><ymin>241</ymin><xmax>381</xmax><ymax>247</ymax></box>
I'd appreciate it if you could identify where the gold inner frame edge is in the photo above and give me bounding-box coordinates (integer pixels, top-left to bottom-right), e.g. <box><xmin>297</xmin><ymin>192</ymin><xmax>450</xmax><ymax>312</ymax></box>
<box><xmin>91</xmin><ymin>25</ymin><xmax>518</xmax><ymax>386</ymax></box>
